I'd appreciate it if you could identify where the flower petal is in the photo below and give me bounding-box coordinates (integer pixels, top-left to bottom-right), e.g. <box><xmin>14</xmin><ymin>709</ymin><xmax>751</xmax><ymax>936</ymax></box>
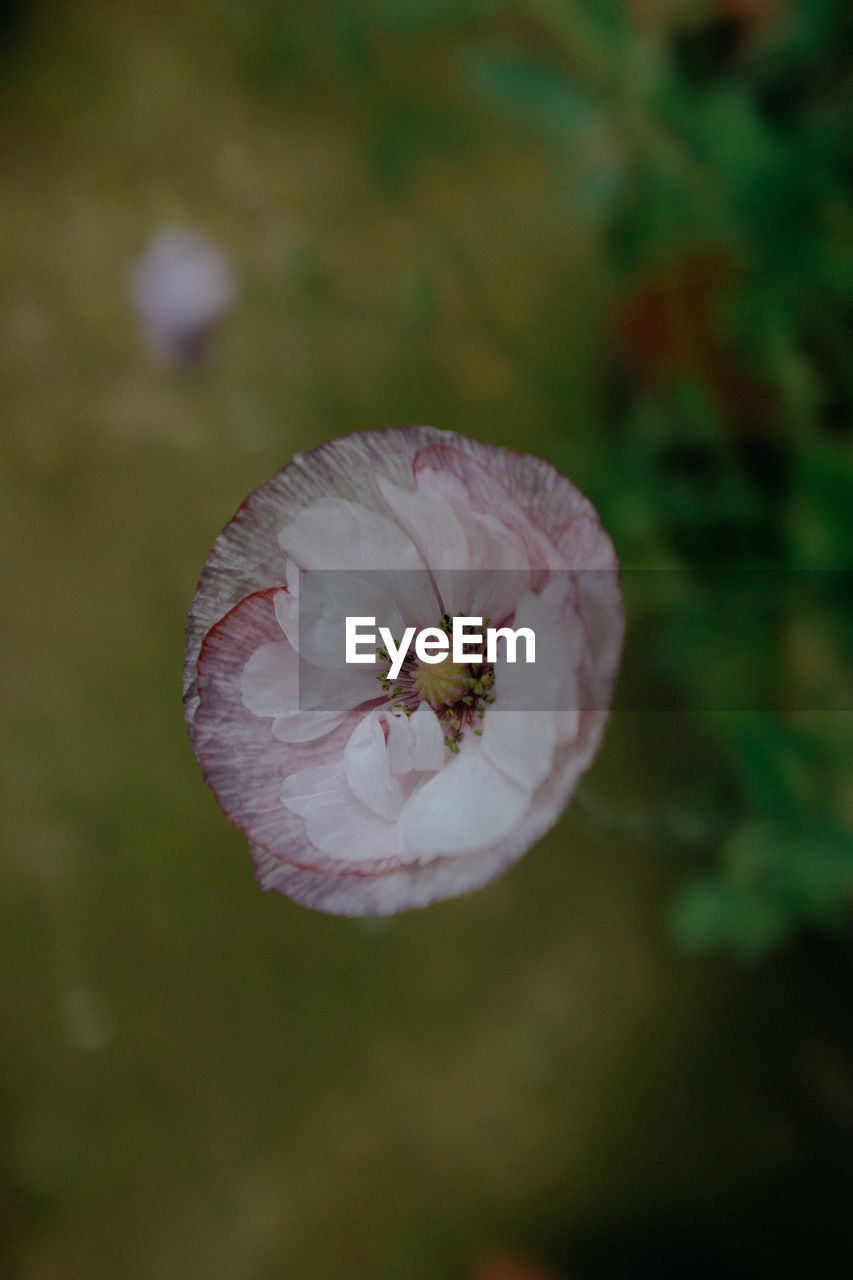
<box><xmin>343</xmin><ymin>709</ymin><xmax>411</xmax><ymax>822</ymax></box>
<box><xmin>192</xmin><ymin>589</ymin><xmax>364</xmax><ymax>865</ymax></box>
<box><xmin>286</xmin><ymin>570</ymin><xmax>406</xmax><ymax>668</ymax></box>
<box><xmin>278</xmin><ymin>497</ymin><xmax>427</xmax><ymax>573</ymax></box>
<box><xmin>239</xmin><ymin>635</ymin><xmax>351</xmax><ymax>741</ymax></box>
<box><xmin>270</xmin><ymin>711</ymin><xmax>350</xmax><ymax>744</ymax></box>
<box><xmin>377</xmin><ymin>468</ymin><xmax>533</xmax><ymax>620</ymax></box>
<box><xmin>493</xmin><ymin>579</ymin><xmax>584</xmax><ymax>743</ymax></box>
<box><xmin>249</xmin><ymin>840</ymin><xmax>521</xmax><ymax>916</ymax></box>
<box><xmin>272</xmin><ymin>584</ymin><xmax>387</xmax><ymax>714</ymax></box>
<box><xmin>280</xmin><ymin>760</ymin><xmax>400</xmax><ymax>867</ymax></box>
<box><xmin>239</xmin><ymin>640</ymin><xmax>297</xmax><ymax>718</ymax></box>
<box><xmin>399</xmin><ymin>746</ymin><xmax>532</xmax><ymax>859</ymax></box>
<box><xmin>385</xmin><ymin>709</ymin><xmax>415</xmax><ymax>774</ymax></box>
<box><xmin>413</xmin><ymin>438</ymin><xmax>597</xmax><ymax>559</ymax></box>
<box><xmin>408</xmin><ymin>702</ymin><xmax>446</xmax><ymax>772</ymax></box>
<box><xmin>412</xmin><ymin>443</ymin><xmax>569</xmax><ymax>571</ymax></box>
<box><xmin>481</xmin><ymin>710</ymin><xmax>557</xmax><ymax>793</ymax></box>
<box><xmin>184</xmin><ymin>426</ymin><xmax>454</xmax><ymax>724</ymax></box>
<box><xmin>382</xmin><ymin>702</ymin><xmax>446</xmax><ymax>775</ymax></box>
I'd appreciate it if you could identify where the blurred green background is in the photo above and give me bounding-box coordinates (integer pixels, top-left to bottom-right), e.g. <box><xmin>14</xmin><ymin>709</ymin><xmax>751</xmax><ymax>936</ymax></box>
<box><xmin>2</xmin><ymin>1</ymin><xmax>853</xmax><ymax>1276</ymax></box>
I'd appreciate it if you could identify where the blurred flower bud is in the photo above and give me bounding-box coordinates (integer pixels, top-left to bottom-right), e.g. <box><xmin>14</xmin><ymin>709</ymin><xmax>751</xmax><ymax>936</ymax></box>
<box><xmin>130</xmin><ymin>227</ymin><xmax>234</xmax><ymax>367</ymax></box>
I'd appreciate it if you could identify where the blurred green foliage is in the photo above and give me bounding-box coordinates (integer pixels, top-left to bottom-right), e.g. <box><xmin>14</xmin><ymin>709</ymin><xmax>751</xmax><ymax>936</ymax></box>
<box><xmin>222</xmin><ymin>0</ymin><xmax>853</xmax><ymax>956</ymax></box>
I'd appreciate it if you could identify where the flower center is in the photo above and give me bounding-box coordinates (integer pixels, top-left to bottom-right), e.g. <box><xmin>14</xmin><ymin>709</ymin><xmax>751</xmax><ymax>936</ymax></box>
<box><xmin>412</xmin><ymin>655</ymin><xmax>469</xmax><ymax>709</ymax></box>
<box><xmin>376</xmin><ymin>615</ymin><xmax>495</xmax><ymax>753</ymax></box>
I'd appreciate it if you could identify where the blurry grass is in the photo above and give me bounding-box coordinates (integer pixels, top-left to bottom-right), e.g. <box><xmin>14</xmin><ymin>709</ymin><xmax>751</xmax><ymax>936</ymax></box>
<box><xmin>0</xmin><ymin>2</ymin><xmax>816</xmax><ymax>1278</ymax></box>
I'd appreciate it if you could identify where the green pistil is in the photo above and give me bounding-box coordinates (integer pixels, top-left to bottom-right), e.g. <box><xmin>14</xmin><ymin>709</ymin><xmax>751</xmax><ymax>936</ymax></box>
<box><xmin>374</xmin><ymin>614</ymin><xmax>496</xmax><ymax>751</ymax></box>
<box><xmin>412</xmin><ymin>657</ymin><xmax>470</xmax><ymax>709</ymax></box>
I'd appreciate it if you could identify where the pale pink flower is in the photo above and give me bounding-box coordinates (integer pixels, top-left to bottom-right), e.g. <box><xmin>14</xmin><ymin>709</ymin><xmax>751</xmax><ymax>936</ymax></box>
<box><xmin>184</xmin><ymin>427</ymin><xmax>623</xmax><ymax>915</ymax></box>
<box><xmin>130</xmin><ymin>227</ymin><xmax>234</xmax><ymax>366</ymax></box>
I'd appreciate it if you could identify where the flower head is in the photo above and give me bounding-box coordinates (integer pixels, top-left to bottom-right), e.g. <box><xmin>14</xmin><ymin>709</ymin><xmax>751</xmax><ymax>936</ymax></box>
<box><xmin>184</xmin><ymin>427</ymin><xmax>623</xmax><ymax>915</ymax></box>
<box><xmin>130</xmin><ymin>227</ymin><xmax>234</xmax><ymax>366</ymax></box>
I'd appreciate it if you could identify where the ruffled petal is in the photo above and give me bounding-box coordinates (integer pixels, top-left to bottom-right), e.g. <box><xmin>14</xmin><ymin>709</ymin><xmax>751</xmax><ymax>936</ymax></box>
<box><xmin>412</xmin><ymin>438</ymin><xmax>598</xmax><ymax>559</ymax></box>
<box><xmin>192</xmin><ymin>589</ymin><xmax>365</xmax><ymax>866</ymax></box>
<box><xmin>411</xmin><ymin>443</ymin><xmax>569</xmax><ymax>572</ymax></box>
<box><xmin>249</xmin><ymin>838</ymin><xmax>521</xmax><ymax>916</ymax></box>
<box><xmin>184</xmin><ymin>426</ymin><xmax>454</xmax><ymax>724</ymax></box>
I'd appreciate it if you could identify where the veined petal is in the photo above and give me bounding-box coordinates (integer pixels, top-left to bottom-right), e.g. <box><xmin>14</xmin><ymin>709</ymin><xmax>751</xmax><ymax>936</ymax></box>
<box><xmin>240</xmin><ymin>640</ymin><xmax>298</xmax><ymax>718</ymax></box>
<box><xmin>192</xmin><ymin>589</ymin><xmax>374</xmax><ymax>867</ymax></box>
<box><xmin>412</xmin><ymin>444</ymin><xmax>569</xmax><ymax>572</ymax></box>
<box><xmin>412</xmin><ymin>439</ymin><xmax>596</xmax><ymax>564</ymax></box>
<box><xmin>280</xmin><ymin>761</ymin><xmax>400</xmax><ymax>867</ymax></box>
<box><xmin>239</xmin><ymin>639</ymin><xmax>350</xmax><ymax>741</ymax></box>
<box><xmin>278</xmin><ymin>496</ymin><xmax>426</xmax><ymax>573</ymax></box>
<box><xmin>251</xmin><ymin>838</ymin><xmax>523</xmax><ymax>916</ymax></box>
<box><xmin>270</xmin><ymin>711</ymin><xmax>350</xmax><ymax>743</ymax></box>
<box><xmin>273</xmin><ymin>586</ymin><xmax>300</xmax><ymax>652</ymax></box>
<box><xmin>185</xmin><ymin>426</ymin><xmax>453</xmax><ymax>722</ymax></box>
<box><xmin>377</xmin><ymin>468</ymin><xmax>533</xmax><ymax>620</ymax></box>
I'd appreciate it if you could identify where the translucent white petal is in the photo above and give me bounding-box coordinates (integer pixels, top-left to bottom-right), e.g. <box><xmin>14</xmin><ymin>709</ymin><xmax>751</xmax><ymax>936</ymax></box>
<box><xmin>271</xmin><ymin>710</ymin><xmax>350</xmax><ymax>742</ymax></box>
<box><xmin>343</xmin><ymin>710</ymin><xmax>408</xmax><ymax>821</ymax></box>
<box><xmin>492</xmin><ymin>580</ymin><xmax>582</xmax><ymax>743</ymax></box>
<box><xmin>382</xmin><ymin>703</ymin><xmax>445</xmax><ymax>776</ymax></box>
<box><xmin>273</xmin><ymin>584</ymin><xmax>386</xmax><ymax>715</ymax></box>
<box><xmin>292</xmin><ymin>572</ymin><xmax>405</xmax><ymax>669</ymax></box>
<box><xmin>481</xmin><ymin>709</ymin><xmax>557</xmax><ymax>792</ymax></box>
<box><xmin>377</xmin><ymin>473</ymin><xmax>471</xmax><ymax>568</ymax></box>
<box><xmin>384</xmin><ymin>710</ymin><xmax>414</xmax><ymax>775</ymax></box>
<box><xmin>377</xmin><ymin>471</ymin><xmax>532</xmax><ymax>619</ymax></box>
<box><xmin>399</xmin><ymin>746</ymin><xmax>531</xmax><ymax>859</ymax></box>
<box><xmin>273</xmin><ymin>587</ymin><xmax>300</xmax><ymax>651</ymax></box>
<box><xmin>278</xmin><ymin>497</ymin><xmax>426</xmax><ymax>572</ymax></box>
<box><xmin>240</xmin><ymin>640</ymin><xmax>297</xmax><ymax>718</ymax></box>
<box><xmin>239</xmin><ymin>637</ymin><xmax>350</xmax><ymax>742</ymax></box>
<box><xmin>280</xmin><ymin>762</ymin><xmax>399</xmax><ymax>864</ymax></box>
<box><xmin>409</xmin><ymin>702</ymin><xmax>446</xmax><ymax>772</ymax></box>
